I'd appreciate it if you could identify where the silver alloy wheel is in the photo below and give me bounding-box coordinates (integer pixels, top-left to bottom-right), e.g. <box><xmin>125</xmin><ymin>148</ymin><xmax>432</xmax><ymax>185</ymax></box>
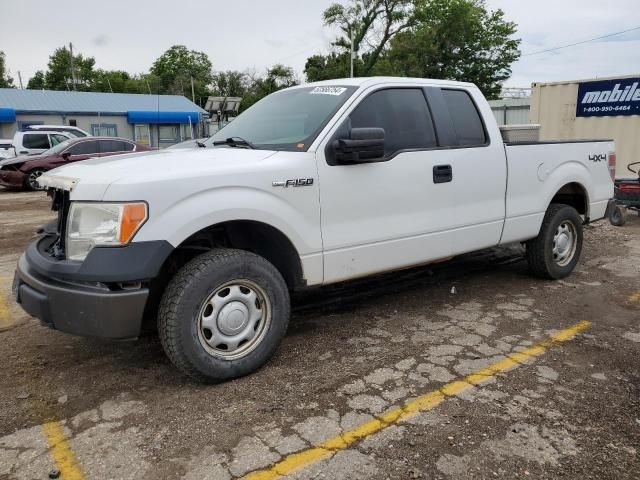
<box><xmin>552</xmin><ymin>221</ymin><xmax>577</xmax><ymax>266</ymax></box>
<box><xmin>197</xmin><ymin>280</ymin><xmax>271</xmax><ymax>360</ymax></box>
<box><xmin>27</xmin><ymin>170</ymin><xmax>44</xmax><ymax>190</ymax></box>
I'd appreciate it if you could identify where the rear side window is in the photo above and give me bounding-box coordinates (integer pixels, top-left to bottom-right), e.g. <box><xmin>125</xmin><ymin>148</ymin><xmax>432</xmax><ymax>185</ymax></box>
<box><xmin>98</xmin><ymin>140</ymin><xmax>129</xmax><ymax>152</ymax></box>
<box><xmin>68</xmin><ymin>141</ymin><xmax>100</xmax><ymax>155</ymax></box>
<box><xmin>350</xmin><ymin>88</ymin><xmax>437</xmax><ymax>156</ymax></box>
<box><xmin>23</xmin><ymin>134</ymin><xmax>50</xmax><ymax>149</ymax></box>
<box><xmin>441</xmin><ymin>89</ymin><xmax>486</xmax><ymax>146</ymax></box>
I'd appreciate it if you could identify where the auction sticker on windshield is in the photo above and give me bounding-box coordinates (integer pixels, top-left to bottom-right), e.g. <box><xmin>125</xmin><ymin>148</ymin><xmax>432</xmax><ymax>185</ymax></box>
<box><xmin>310</xmin><ymin>86</ymin><xmax>347</xmax><ymax>96</ymax></box>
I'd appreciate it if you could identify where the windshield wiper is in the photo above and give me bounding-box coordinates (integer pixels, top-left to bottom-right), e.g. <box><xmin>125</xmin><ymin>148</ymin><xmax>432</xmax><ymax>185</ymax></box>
<box><xmin>196</xmin><ymin>140</ymin><xmax>207</xmax><ymax>148</ymax></box>
<box><xmin>212</xmin><ymin>137</ymin><xmax>256</xmax><ymax>149</ymax></box>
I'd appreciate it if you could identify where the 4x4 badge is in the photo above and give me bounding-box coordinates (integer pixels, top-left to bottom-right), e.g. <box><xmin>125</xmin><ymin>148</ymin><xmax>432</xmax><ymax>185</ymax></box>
<box><xmin>272</xmin><ymin>179</ymin><xmax>314</xmax><ymax>188</ymax></box>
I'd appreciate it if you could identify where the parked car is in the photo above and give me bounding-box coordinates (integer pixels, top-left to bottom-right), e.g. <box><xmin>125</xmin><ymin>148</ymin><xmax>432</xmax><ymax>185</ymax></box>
<box><xmin>17</xmin><ymin>77</ymin><xmax>615</xmax><ymax>382</ymax></box>
<box><xmin>8</xmin><ymin>131</ymin><xmax>73</xmax><ymax>157</ymax></box>
<box><xmin>25</xmin><ymin>124</ymin><xmax>91</xmax><ymax>138</ymax></box>
<box><xmin>0</xmin><ymin>139</ymin><xmax>12</xmax><ymax>160</ymax></box>
<box><xmin>0</xmin><ymin>136</ymin><xmax>151</xmax><ymax>190</ymax></box>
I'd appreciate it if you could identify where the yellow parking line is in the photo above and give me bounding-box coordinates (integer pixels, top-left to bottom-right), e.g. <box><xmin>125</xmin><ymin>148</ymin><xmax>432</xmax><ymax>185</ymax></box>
<box><xmin>0</xmin><ymin>291</ymin><xmax>11</xmax><ymax>330</ymax></box>
<box><xmin>42</xmin><ymin>421</ymin><xmax>85</xmax><ymax>480</ymax></box>
<box><xmin>242</xmin><ymin>320</ymin><xmax>591</xmax><ymax>480</ymax></box>
<box><xmin>629</xmin><ymin>291</ymin><xmax>640</xmax><ymax>303</ymax></box>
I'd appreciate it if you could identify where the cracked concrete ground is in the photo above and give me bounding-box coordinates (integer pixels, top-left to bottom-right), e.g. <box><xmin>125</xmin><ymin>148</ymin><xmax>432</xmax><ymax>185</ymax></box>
<box><xmin>1</xmin><ymin>190</ymin><xmax>639</xmax><ymax>480</ymax></box>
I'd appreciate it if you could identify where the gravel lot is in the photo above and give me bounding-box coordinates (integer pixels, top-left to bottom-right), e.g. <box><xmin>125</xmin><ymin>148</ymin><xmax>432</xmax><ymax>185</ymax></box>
<box><xmin>0</xmin><ymin>189</ymin><xmax>639</xmax><ymax>480</ymax></box>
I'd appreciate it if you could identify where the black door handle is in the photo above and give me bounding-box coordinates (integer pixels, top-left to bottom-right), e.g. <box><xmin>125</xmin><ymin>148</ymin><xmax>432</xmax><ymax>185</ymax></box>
<box><xmin>433</xmin><ymin>164</ymin><xmax>452</xmax><ymax>183</ymax></box>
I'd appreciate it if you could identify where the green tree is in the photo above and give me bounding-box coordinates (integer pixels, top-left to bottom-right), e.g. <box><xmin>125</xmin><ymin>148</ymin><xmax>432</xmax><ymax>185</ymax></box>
<box><xmin>304</xmin><ymin>52</ymin><xmax>355</xmax><ymax>82</ymax></box>
<box><xmin>27</xmin><ymin>70</ymin><xmax>46</xmax><ymax>89</ymax></box>
<box><xmin>91</xmin><ymin>69</ymin><xmax>132</xmax><ymax>92</ymax></box>
<box><xmin>241</xmin><ymin>64</ymin><xmax>298</xmax><ymax>112</ymax></box>
<box><xmin>323</xmin><ymin>0</ymin><xmax>416</xmax><ymax>77</ymax></box>
<box><xmin>211</xmin><ymin>71</ymin><xmax>247</xmax><ymax>98</ymax></box>
<box><xmin>43</xmin><ymin>46</ymin><xmax>96</xmax><ymax>91</ymax></box>
<box><xmin>0</xmin><ymin>51</ymin><xmax>15</xmax><ymax>88</ymax></box>
<box><xmin>383</xmin><ymin>0</ymin><xmax>520</xmax><ymax>98</ymax></box>
<box><xmin>150</xmin><ymin>45</ymin><xmax>213</xmax><ymax>105</ymax></box>
<box><xmin>310</xmin><ymin>0</ymin><xmax>416</xmax><ymax>79</ymax></box>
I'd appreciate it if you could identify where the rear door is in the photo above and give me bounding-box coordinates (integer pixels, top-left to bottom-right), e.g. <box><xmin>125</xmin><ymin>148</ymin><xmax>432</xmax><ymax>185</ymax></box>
<box><xmin>20</xmin><ymin>133</ymin><xmax>50</xmax><ymax>155</ymax></box>
<box><xmin>57</xmin><ymin>140</ymin><xmax>102</xmax><ymax>167</ymax></box>
<box><xmin>423</xmin><ymin>87</ymin><xmax>507</xmax><ymax>254</ymax></box>
<box><xmin>97</xmin><ymin>139</ymin><xmax>131</xmax><ymax>156</ymax></box>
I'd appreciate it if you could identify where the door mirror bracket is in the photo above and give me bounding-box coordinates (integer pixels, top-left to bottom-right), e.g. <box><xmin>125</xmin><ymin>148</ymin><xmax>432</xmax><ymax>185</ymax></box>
<box><xmin>333</xmin><ymin>127</ymin><xmax>385</xmax><ymax>164</ymax></box>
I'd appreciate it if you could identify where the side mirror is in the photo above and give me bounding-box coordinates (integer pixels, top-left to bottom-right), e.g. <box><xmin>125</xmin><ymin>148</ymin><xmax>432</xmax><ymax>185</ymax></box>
<box><xmin>333</xmin><ymin>127</ymin><xmax>385</xmax><ymax>163</ymax></box>
<box><xmin>61</xmin><ymin>152</ymin><xmax>71</xmax><ymax>160</ymax></box>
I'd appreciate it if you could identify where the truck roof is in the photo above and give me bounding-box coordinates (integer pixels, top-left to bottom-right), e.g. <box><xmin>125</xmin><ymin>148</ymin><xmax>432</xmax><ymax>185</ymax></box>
<box><xmin>290</xmin><ymin>76</ymin><xmax>476</xmax><ymax>90</ymax></box>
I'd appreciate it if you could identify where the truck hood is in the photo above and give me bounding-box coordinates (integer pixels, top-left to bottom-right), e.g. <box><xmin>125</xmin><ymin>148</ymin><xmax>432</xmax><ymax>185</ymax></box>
<box><xmin>39</xmin><ymin>147</ymin><xmax>278</xmax><ymax>198</ymax></box>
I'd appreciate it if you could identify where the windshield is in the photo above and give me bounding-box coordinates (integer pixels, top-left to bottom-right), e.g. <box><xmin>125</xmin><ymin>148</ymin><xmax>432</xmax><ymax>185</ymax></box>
<box><xmin>42</xmin><ymin>139</ymin><xmax>73</xmax><ymax>156</ymax></box>
<box><xmin>208</xmin><ymin>86</ymin><xmax>356</xmax><ymax>151</ymax></box>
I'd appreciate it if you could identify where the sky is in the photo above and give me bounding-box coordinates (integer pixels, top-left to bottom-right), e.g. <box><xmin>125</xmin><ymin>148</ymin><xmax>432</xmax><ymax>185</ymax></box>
<box><xmin>0</xmin><ymin>0</ymin><xmax>639</xmax><ymax>90</ymax></box>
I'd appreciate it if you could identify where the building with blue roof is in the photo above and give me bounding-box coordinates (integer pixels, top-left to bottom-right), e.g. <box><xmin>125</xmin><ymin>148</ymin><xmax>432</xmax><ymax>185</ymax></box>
<box><xmin>0</xmin><ymin>88</ymin><xmax>209</xmax><ymax>147</ymax></box>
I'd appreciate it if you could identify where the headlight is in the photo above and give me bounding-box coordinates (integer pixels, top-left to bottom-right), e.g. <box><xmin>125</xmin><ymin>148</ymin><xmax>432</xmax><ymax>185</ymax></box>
<box><xmin>66</xmin><ymin>202</ymin><xmax>148</xmax><ymax>261</ymax></box>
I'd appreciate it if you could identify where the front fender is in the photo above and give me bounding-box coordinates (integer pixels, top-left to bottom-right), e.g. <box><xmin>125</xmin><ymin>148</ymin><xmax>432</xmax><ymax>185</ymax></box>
<box><xmin>132</xmin><ymin>185</ymin><xmax>322</xmax><ymax>257</ymax></box>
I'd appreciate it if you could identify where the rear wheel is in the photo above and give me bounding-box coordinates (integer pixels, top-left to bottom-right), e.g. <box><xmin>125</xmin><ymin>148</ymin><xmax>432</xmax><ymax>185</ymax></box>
<box><xmin>526</xmin><ymin>204</ymin><xmax>583</xmax><ymax>279</ymax></box>
<box><xmin>609</xmin><ymin>205</ymin><xmax>626</xmax><ymax>226</ymax></box>
<box><xmin>158</xmin><ymin>248</ymin><xmax>290</xmax><ymax>382</ymax></box>
<box><xmin>25</xmin><ymin>169</ymin><xmax>46</xmax><ymax>191</ymax></box>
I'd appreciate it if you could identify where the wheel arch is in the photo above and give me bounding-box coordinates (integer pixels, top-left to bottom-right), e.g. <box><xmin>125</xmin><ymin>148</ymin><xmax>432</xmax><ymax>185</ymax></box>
<box><xmin>162</xmin><ymin>219</ymin><xmax>305</xmax><ymax>290</ymax></box>
<box><xmin>548</xmin><ymin>181</ymin><xmax>590</xmax><ymax>220</ymax></box>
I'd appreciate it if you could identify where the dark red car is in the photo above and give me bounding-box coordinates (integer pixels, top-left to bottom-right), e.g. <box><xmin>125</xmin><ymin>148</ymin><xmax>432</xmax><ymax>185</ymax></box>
<box><xmin>0</xmin><ymin>137</ymin><xmax>152</xmax><ymax>190</ymax></box>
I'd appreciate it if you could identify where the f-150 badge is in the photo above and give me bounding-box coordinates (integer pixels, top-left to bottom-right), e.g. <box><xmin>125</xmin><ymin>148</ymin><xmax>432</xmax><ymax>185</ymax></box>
<box><xmin>272</xmin><ymin>179</ymin><xmax>314</xmax><ymax>187</ymax></box>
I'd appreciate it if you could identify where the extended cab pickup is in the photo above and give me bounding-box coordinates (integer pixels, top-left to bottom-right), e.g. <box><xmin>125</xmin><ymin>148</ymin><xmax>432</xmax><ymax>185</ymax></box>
<box><xmin>14</xmin><ymin>77</ymin><xmax>616</xmax><ymax>382</ymax></box>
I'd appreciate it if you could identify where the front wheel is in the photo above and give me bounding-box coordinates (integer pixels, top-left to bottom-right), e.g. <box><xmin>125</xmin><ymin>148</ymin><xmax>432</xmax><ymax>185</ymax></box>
<box><xmin>526</xmin><ymin>204</ymin><xmax>583</xmax><ymax>279</ymax></box>
<box><xmin>158</xmin><ymin>248</ymin><xmax>290</xmax><ymax>382</ymax></box>
<box><xmin>25</xmin><ymin>169</ymin><xmax>46</xmax><ymax>191</ymax></box>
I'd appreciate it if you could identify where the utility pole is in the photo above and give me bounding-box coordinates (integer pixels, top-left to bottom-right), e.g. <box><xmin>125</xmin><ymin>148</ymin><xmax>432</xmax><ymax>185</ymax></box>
<box><xmin>350</xmin><ymin>27</ymin><xmax>355</xmax><ymax>78</ymax></box>
<box><xmin>190</xmin><ymin>76</ymin><xmax>196</xmax><ymax>104</ymax></box>
<box><xmin>17</xmin><ymin>71</ymin><xmax>23</xmax><ymax>89</ymax></box>
<box><xmin>107</xmin><ymin>78</ymin><xmax>113</xmax><ymax>93</ymax></box>
<box><xmin>69</xmin><ymin>42</ymin><xmax>77</xmax><ymax>90</ymax></box>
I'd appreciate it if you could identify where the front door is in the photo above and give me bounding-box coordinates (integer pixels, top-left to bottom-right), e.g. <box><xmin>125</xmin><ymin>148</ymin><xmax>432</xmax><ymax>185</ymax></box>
<box><xmin>317</xmin><ymin>86</ymin><xmax>460</xmax><ymax>284</ymax></box>
<box><xmin>54</xmin><ymin>140</ymin><xmax>102</xmax><ymax>167</ymax></box>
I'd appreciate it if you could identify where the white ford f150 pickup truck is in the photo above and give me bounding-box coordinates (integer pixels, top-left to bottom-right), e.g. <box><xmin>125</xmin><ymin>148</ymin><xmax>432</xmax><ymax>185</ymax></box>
<box><xmin>14</xmin><ymin>77</ymin><xmax>616</xmax><ymax>382</ymax></box>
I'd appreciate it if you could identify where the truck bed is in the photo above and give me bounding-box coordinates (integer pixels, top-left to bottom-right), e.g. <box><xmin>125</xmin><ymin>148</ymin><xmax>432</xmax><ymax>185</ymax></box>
<box><xmin>500</xmin><ymin>139</ymin><xmax>615</xmax><ymax>244</ymax></box>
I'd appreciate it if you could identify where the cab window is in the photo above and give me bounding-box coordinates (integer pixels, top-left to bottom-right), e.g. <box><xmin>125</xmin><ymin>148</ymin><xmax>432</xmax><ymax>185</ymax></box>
<box><xmin>349</xmin><ymin>88</ymin><xmax>437</xmax><ymax>157</ymax></box>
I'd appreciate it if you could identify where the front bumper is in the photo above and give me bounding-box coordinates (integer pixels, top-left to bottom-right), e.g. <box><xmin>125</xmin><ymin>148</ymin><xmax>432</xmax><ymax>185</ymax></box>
<box><xmin>13</xmin><ymin>236</ymin><xmax>173</xmax><ymax>339</ymax></box>
<box><xmin>0</xmin><ymin>169</ymin><xmax>25</xmax><ymax>188</ymax></box>
<box><xmin>14</xmin><ymin>254</ymin><xmax>149</xmax><ymax>339</ymax></box>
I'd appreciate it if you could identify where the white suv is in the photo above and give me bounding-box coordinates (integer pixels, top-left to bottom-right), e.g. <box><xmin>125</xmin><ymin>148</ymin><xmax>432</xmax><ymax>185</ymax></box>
<box><xmin>25</xmin><ymin>125</ymin><xmax>90</xmax><ymax>138</ymax></box>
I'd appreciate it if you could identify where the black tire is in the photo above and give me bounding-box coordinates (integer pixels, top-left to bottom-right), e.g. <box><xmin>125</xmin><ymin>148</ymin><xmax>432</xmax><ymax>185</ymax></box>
<box><xmin>609</xmin><ymin>205</ymin><xmax>626</xmax><ymax>226</ymax></box>
<box><xmin>25</xmin><ymin>169</ymin><xmax>46</xmax><ymax>191</ymax></box>
<box><xmin>526</xmin><ymin>204</ymin><xmax>583</xmax><ymax>280</ymax></box>
<box><xmin>158</xmin><ymin>248</ymin><xmax>290</xmax><ymax>382</ymax></box>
